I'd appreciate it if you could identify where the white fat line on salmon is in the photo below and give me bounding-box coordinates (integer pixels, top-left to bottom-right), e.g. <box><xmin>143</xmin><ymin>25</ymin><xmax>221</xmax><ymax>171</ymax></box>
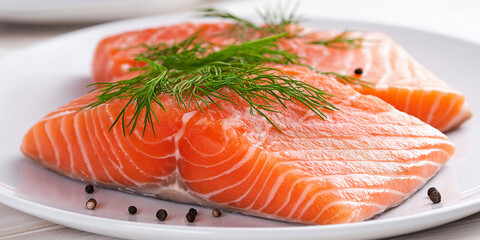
<box><xmin>256</xmin><ymin>119</ymin><xmax>437</xmax><ymax>132</ymax></box>
<box><xmin>31</xmin><ymin>124</ymin><xmax>45</xmax><ymax>162</ymax></box>
<box><xmin>190</xmin><ymin>148</ymin><xmax>263</xmax><ymax>199</ymax></box>
<box><xmin>180</xmin><ymin>144</ymin><xmax>238</xmax><ymax>168</ymax></box>
<box><xmin>415</xmin><ymin>89</ymin><xmax>427</xmax><ymax>119</ymax></box>
<box><xmin>74</xmin><ymin>112</ymin><xmax>97</xmax><ymax>182</ymax></box>
<box><xmin>433</xmin><ymin>96</ymin><xmax>459</xmax><ymax>130</ymax></box>
<box><xmin>97</xmin><ymin>106</ymin><xmax>139</xmax><ymax>185</ymax></box>
<box><xmin>85</xmin><ymin>110</ymin><xmax>118</xmax><ymax>185</ymax></box>
<box><xmin>320</xmin><ymin>202</ymin><xmax>373</xmax><ymax>224</ymax></box>
<box><xmin>174</xmin><ymin>111</ymin><xmax>197</xmax><ymax>160</ymax></box>
<box><xmin>245</xmin><ymin>153</ymin><xmax>297</xmax><ymax>210</ymax></box>
<box><xmin>313</xmin><ymin>173</ymin><xmax>427</xmax><ymax>182</ymax></box>
<box><xmin>376</xmin><ymin>37</ymin><xmax>392</xmax><ymax>85</ymax></box>
<box><xmin>297</xmin><ymin>107</ymin><xmax>322</xmax><ymax>122</ymax></box>
<box><xmin>286</xmin><ymin>183</ymin><xmax>316</xmax><ymax>219</ymax></box>
<box><xmin>120</xmin><ymin>127</ymin><xmax>175</xmax><ymax>161</ymax></box>
<box><xmin>344</xmin><ymin>92</ymin><xmax>360</xmax><ymax>102</ymax></box>
<box><xmin>222</xmin><ymin>151</ymin><xmax>271</xmax><ymax>205</ymax></box>
<box><xmin>116</xmin><ymin>128</ymin><xmax>172</xmax><ymax>165</ymax></box>
<box><xmin>361</xmin><ymin>38</ymin><xmax>372</xmax><ymax>75</ymax></box>
<box><xmin>273</xmin><ymin>176</ymin><xmax>313</xmax><ymax>215</ymax></box>
<box><xmin>177</xmin><ymin>122</ymin><xmax>231</xmax><ymax>160</ymax></box>
<box><xmin>104</xmin><ymin>105</ymin><xmax>164</xmax><ymax>182</ymax></box>
<box><xmin>280</xmin><ymin>174</ymin><xmax>428</xmax><ymax>193</ymax></box>
<box><xmin>392</xmin><ymin>87</ymin><xmax>403</xmax><ymax>108</ymax></box>
<box><xmin>263</xmin><ymin>128</ymin><xmax>442</xmax><ymax>142</ymax></box>
<box><xmin>304</xmin><ymin>200</ymin><xmax>386</xmax><ymax>223</ymax></box>
<box><xmin>273</xmin><ymin>145</ymin><xmax>450</xmax><ymax>156</ymax></box>
<box><xmin>345</xmin><ymin>208</ymin><xmax>368</xmax><ymax>223</ymax></box>
<box><xmin>147</xmin><ymin>175</ymin><xmax>202</xmax><ymax>204</ymax></box>
<box><xmin>443</xmin><ymin>102</ymin><xmax>471</xmax><ymax>131</ymax></box>
<box><xmin>342</xmin><ymin>43</ymin><xmax>355</xmax><ymax>75</ymax></box>
<box><xmin>161</xmin><ymin>185</ymin><xmax>203</xmax><ymax>204</ymax></box>
<box><xmin>44</xmin><ymin>120</ymin><xmax>61</xmax><ymax>170</ymax></box>
<box><xmin>132</xmin><ymin>128</ymin><xmax>176</xmax><ymax>143</ymax></box>
<box><xmin>168</xmin><ymin>111</ymin><xmax>209</xmax><ymax>203</ymax></box>
<box><xmin>393</xmin><ymin>45</ymin><xmax>413</xmax><ymax>84</ymax></box>
<box><xmin>257</xmin><ymin>168</ymin><xmax>298</xmax><ymax>212</ymax></box>
<box><xmin>411</xmin><ymin>59</ymin><xmax>430</xmax><ymax>85</ymax></box>
<box><xmin>426</xmin><ymin>91</ymin><xmax>447</xmax><ymax>124</ymax></box>
<box><xmin>41</xmin><ymin>110</ymin><xmax>77</xmax><ymax>122</ymax></box>
<box><xmin>269</xmin><ymin>159</ymin><xmax>443</xmax><ymax>173</ymax></box>
<box><xmin>268</xmin><ymin>138</ymin><xmax>453</xmax><ymax>151</ymax></box>
<box><xmin>184</xmin><ymin>146</ymin><xmax>256</xmax><ymax>183</ymax></box>
<box><xmin>242</xmin><ymin>111</ymin><xmax>272</xmax><ymax>148</ymax></box>
<box><xmin>336</xmin><ymin>209</ymin><xmax>357</xmax><ymax>223</ymax></box>
<box><xmin>60</xmin><ymin>117</ymin><xmax>76</xmax><ymax>176</ymax></box>
<box><xmin>323</xmin><ymin>202</ymin><xmax>384</xmax><ymax>224</ymax></box>
<box><xmin>308</xmin><ymin>44</ymin><xmax>330</xmax><ymax>67</ymax></box>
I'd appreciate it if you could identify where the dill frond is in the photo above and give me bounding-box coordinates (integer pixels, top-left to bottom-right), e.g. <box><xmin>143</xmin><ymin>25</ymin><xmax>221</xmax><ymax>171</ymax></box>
<box><xmin>85</xmin><ymin>33</ymin><xmax>337</xmax><ymax>135</ymax></box>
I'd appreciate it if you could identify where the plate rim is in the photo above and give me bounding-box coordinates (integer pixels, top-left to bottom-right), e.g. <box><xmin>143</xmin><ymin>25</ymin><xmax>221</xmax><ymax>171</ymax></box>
<box><xmin>1</xmin><ymin>10</ymin><xmax>479</xmax><ymax>240</ymax></box>
<box><xmin>2</xmin><ymin>184</ymin><xmax>480</xmax><ymax>239</ymax></box>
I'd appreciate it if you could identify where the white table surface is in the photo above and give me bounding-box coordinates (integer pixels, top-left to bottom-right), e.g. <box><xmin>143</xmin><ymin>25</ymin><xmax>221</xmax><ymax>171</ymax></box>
<box><xmin>1</xmin><ymin>0</ymin><xmax>480</xmax><ymax>239</ymax></box>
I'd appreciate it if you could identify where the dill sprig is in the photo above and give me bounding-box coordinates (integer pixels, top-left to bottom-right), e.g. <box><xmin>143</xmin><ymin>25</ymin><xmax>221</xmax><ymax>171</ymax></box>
<box><xmin>256</xmin><ymin>2</ymin><xmax>303</xmax><ymax>37</ymax></box>
<box><xmin>316</xmin><ymin>71</ymin><xmax>371</xmax><ymax>87</ymax></box>
<box><xmin>201</xmin><ymin>8</ymin><xmax>261</xmax><ymax>39</ymax></box>
<box><xmin>199</xmin><ymin>7</ymin><xmax>371</xmax><ymax>87</ymax></box>
<box><xmin>310</xmin><ymin>31</ymin><xmax>364</xmax><ymax>49</ymax></box>
<box><xmin>85</xmin><ymin>33</ymin><xmax>337</xmax><ymax>135</ymax></box>
<box><xmin>199</xmin><ymin>7</ymin><xmax>363</xmax><ymax>50</ymax></box>
<box><xmin>200</xmin><ymin>5</ymin><xmax>302</xmax><ymax>40</ymax></box>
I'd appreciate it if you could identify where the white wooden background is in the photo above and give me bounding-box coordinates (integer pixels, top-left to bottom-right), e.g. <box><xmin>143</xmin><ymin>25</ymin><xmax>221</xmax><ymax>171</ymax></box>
<box><xmin>1</xmin><ymin>0</ymin><xmax>480</xmax><ymax>239</ymax></box>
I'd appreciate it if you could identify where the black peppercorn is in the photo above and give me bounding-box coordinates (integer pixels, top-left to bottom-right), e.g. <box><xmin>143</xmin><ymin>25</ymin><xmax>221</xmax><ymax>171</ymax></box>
<box><xmin>189</xmin><ymin>208</ymin><xmax>197</xmax><ymax>216</ymax></box>
<box><xmin>186</xmin><ymin>212</ymin><xmax>195</xmax><ymax>222</ymax></box>
<box><xmin>354</xmin><ymin>68</ymin><xmax>363</xmax><ymax>75</ymax></box>
<box><xmin>86</xmin><ymin>198</ymin><xmax>97</xmax><ymax>210</ymax></box>
<box><xmin>427</xmin><ymin>187</ymin><xmax>441</xmax><ymax>204</ymax></box>
<box><xmin>156</xmin><ymin>209</ymin><xmax>168</xmax><ymax>221</ymax></box>
<box><xmin>212</xmin><ymin>208</ymin><xmax>222</xmax><ymax>217</ymax></box>
<box><xmin>128</xmin><ymin>206</ymin><xmax>137</xmax><ymax>215</ymax></box>
<box><xmin>85</xmin><ymin>184</ymin><xmax>94</xmax><ymax>194</ymax></box>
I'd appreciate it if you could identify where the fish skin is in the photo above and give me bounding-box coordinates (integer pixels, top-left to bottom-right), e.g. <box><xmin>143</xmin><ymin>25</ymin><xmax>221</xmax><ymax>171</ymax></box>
<box><xmin>21</xmin><ymin>65</ymin><xmax>455</xmax><ymax>225</ymax></box>
<box><xmin>91</xmin><ymin>23</ymin><xmax>471</xmax><ymax>132</ymax></box>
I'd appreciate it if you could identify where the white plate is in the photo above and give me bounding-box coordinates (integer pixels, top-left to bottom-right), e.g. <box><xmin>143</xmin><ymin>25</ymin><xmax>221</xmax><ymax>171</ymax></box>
<box><xmin>0</xmin><ymin>11</ymin><xmax>480</xmax><ymax>240</ymax></box>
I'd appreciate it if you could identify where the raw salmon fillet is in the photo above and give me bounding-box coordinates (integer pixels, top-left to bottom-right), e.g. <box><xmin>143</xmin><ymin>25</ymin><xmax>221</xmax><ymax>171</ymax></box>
<box><xmin>21</xmin><ymin>65</ymin><xmax>455</xmax><ymax>224</ymax></box>
<box><xmin>91</xmin><ymin>23</ymin><xmax>471</xmax><ymax>132</ymax></box>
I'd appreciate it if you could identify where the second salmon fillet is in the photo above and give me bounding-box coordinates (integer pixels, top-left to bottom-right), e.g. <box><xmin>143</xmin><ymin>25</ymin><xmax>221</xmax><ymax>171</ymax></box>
<box><xmin>92</xmin><ymin>22</ymin><xmax>471</xmax><ymax>132</ymax></box>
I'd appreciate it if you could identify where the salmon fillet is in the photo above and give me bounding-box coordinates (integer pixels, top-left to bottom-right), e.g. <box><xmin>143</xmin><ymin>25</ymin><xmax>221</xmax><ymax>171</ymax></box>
<box><xmin>21</xmin><ymin>65</ymin><xmax>455</xmax><ymax>224</ymax></box>
<box><xmin>91</xmin><ymin>23</ymin><xmax>471</xmax><ymax>132</ymax></box>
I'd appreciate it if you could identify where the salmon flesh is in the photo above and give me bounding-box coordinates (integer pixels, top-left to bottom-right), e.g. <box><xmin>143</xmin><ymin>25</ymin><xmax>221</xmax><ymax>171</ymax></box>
<box><xmin>21</xmin><ymin>65</ymin><xmax>455</xmax><ymax>224</ymax></box>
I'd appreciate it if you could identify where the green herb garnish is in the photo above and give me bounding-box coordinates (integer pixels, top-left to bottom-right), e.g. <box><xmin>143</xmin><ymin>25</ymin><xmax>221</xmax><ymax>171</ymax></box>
<box><xmin>316</xmin><ymin>71</ymin><xmax>371</xmax><ymax>87</ymax></box>
<box><xmin>199</xmin><ymin>7</ymin><xmax>363</xmax><ymax>49</ymax></box>
<box><xmin>199</xmin><ymin>7</ymin><xmax>371</xmax><ymax>86</ymax></box>
<box><xmin>310</xmin><ymin>31</ymin><xmax>364</xmax><ymax>49</ymax></box>
<box><xmin>86</xmin><ymin>33</ymin><xmax>337</xmax><ymax>136</ymax></box>
<box><xmin>200</xmin><ymin>4</ymin><xmax>302</xmax><ymax>40</ymax></box>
